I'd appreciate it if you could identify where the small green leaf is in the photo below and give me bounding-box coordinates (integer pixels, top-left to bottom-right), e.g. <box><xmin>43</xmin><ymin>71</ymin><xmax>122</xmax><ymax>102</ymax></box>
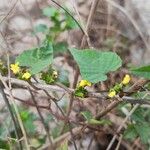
<box><xmin>53</xmin><ymin>42</ymin><xmax>68</xmax><ymax>56</ymax></box>
<box><xmin>20</xmin><ymin>109</ymin><xmax>37</xmax><ymax>135</ymax></box>
<box><xmin>64</xmin><ymin>12</ymin><xmax>78</xmax><ymax>29</ymax></box>
<box><xmin>69</xmin><ymin>48</ymin><xmax>122</xmax><ymax>83</ymax></box>
<box><xmin>81</xmin><ymin>111</ymin><xmax>92</xmax><ymax>121</ymax></box>
<box><xmin>42</xmin><ymin>7</ymin><xmax>58</xmax><ymax>17</ymax></box>
<box><xmin>135</xmin><ymin>123</ymin><xmax>150</xmax><ymax>144</ymax></box>
<box><xmin>16</xmin><ymin>42</ymin><xmax>53</xmax><ymax>74</ymax></box>
<box><xmin>74</xmin><ymin>87</ymin><xmax>88</xmax><ymax>98</ymax></box>
<box><xmin>131</xmin><ymin>65</ymin><xmax>150</xmax><ymax>79</ymax></box>
<box><xmin>34</xmin><ymin>24</ymin><xmax>48</xmax><ymax>33</ymax></box>
<box><xmin>124</xmin><ymin>124</ymin><xmax>138</xmax><ymax>141</ymax></box>
<box><xmin>74</xmin><ymin>90</ymin><xmax>85</xmax><ymax>98</ymax></box>
<box><xmin>131</xmin><ymin>108</ymin><xmax>145</xmax><ymax>123</ymax></box>
<box><xmin>41</xmin><ymin>72</ymin><xmax>55</xmax><ymax>84</ymax></box>
<box><xmin>89</xmin><ymin>119</ymin><xmax>111</xmax><ymax>125</ymax></box>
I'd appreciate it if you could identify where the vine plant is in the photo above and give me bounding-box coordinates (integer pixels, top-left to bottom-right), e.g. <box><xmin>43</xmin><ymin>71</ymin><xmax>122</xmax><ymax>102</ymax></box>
<box><xmin>1</xmin><ymin>3</ymin><xmax>150</xmax><ymax>150</ymax></box>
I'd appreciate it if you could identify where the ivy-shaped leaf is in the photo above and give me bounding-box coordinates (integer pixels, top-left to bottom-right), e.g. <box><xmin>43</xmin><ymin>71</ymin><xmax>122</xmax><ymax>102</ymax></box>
<box><xmin>69</xmin><ymin>48</ymin><xmax>122</xmax><ymax>83</ymax></box>
<box><xmin>16</xmin><ymin>42</ymin><xmax>53</xmax><ymax>74</ymax></box>
<box><xmin>131</xmin><ymin>65</ymin><xmax>150</xmax><ymax>79</ymax></box>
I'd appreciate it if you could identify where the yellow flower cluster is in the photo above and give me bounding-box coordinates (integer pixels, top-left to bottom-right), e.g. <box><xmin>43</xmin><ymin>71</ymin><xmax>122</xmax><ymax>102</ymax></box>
<box><xmin>121</xmin><ymin>74</ymin><xmax>131</xmax><ymax>85</ymax></box>
<box><xmin>108</xmin><ymin>90</ymin><xmax>116</xmax><ymax>98</ymax></box>
<box><xmin>108</xmin><ymin>74</ymin><xmax>131</xmax><ymax>98</ymax></box>
<box><xmin>10</xmin><ymin>62</ymin><xmax>20</xmax><ymax>74</ymax></box>
<box><xmin>78</xmin><ymin>80</ymin><xmax>92</xmax><ymax>88</ymax></box>
<box><xmin>10</xmin><ymin>62</ymin><xmax>31</xmax><ymax>80</ymax></box>
<box><xmin>22</xmin><ymin>72</ymin><xmax>31</xmax><ymax>80</ymax></box>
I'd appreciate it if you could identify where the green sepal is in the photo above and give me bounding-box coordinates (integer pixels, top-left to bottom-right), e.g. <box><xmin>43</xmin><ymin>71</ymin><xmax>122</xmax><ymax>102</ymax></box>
<box><xmin>74</xmin><ymin>87</ymin><xmax>88</xmax><ymax>98</ymax></box>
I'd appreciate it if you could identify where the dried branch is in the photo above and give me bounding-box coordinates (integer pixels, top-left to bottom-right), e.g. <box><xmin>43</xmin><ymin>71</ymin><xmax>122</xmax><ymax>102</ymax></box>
<box><xmin>0</xmin><ymin>74</ymin><xmax>30</xmax><ymax>150</ymax></box>
<box><xmin>0</xmin><ymin>0</ymin><xmax>19</xmax><ymax>25</ymax></box>
<box><xmin>106</xmin><ymin>0</ymin><xmax>149</xmax><ymax>50</ymax></box>
<box><xmin>0</xmin><ymin>82</ymin><xmax>23</xmax><ymax>150</ymax></box>
<box><xmin>28</xmin><ymin>88</ymin><xmax>54</xmax><ymax>149</ymax></box>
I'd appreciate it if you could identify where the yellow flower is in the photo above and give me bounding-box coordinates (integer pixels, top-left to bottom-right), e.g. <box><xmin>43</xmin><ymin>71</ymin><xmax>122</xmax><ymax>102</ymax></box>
<box><xmin>52</xmin><ymin>71</ymin><xmax>58</xmax><ymax>78</ymax></box>
<box><xmin>78</xmin><ymin>80</ymin><xmax>92</xmax><ymax>87</ymax></box>
<box><xmin>22</xmin><ymin>72</ymin><xmax>31</xmax><ymax>80</ymax></box>
<box><xmin>108</xmin><ymin>90</ymin><xmax>116</xmax><ymax>98</ymax></box>
<box><xmin>10</xmin><ymin>62</ymin><xmax>20</xmax><ymax>74</ymax></box>
<box><xmin>122</xmin><ymin>74</ymin><xmax>131</xmax><ymax>85</ymax></box>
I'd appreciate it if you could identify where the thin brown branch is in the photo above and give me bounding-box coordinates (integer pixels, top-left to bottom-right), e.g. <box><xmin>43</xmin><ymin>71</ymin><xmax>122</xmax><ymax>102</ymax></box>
<box><xmin>0</xmin><ymin>0</ymin><xmax>18</xmax><ymax>25</ymax></box>
<box><xmin>0</xmin><ymin>82</ymin><xmax>23</xmax><ymax>150</ymax></box>
<box><xmin>80</xmin><ymin>0</ymin><xmax>99</xmax><ymax>48</ymax></box>
<box><xmin>2</xmin><ymin>77</ymin><xmax>150</xmax><ymax>106</ymax></box>
<box><xmin>28</xmin><ymin>88</ymin><xmax>55</xmax><ymax>149</ymax></box>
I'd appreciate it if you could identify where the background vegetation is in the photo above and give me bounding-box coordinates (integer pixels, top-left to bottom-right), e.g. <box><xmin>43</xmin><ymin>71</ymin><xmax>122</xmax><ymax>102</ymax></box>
<box><xmin>0</xmin><ymin>0</ymin><xmax>150</xmax><ymax>150</ymax></box>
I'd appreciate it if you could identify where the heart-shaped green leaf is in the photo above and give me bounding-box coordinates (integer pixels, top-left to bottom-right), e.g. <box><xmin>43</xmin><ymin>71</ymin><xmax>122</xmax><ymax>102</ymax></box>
<box><xmin>16</xmin><ymin>42</ymin><xmax>53</xmax><ymax>74</ymax></box>
<box><xmin>69</xmin><ymin>48</ymin><xmax>122</xmax><ymax>83</ymax></box>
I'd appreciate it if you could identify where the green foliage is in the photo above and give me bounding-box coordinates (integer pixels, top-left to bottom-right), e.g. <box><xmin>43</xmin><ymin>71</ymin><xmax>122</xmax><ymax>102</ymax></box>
<box><xmin>42</xmin><ymin>6</ymin><xmax>78</xmax><ymax>31</ymax></box>
<box><xmin>43</xmin><ymin>7</ymin><xmax>58</xmax><ymax>18</ymax></box>
<box><xmin>57</xmin><ymin>69</ymin><xmax>70</xmax><ymax>87</ymax></box>
<box><xmin>58</xmin><ymin>140</ymin><xmax>68</xmax><ymax>150</ymax></box>
<box><xmin>34</xmin><ymin>24</ymin><xmax>48</xmax><ymax>33</ymax></box>
<box><xmin>132</xmin><ymin>108</ymin><xmax>150</xmax><ymax>144</ymax></box>
<box><xmin>0</xmin><ymin>140</ymin><xmax>10</xmax><ymax>150</ymax></box>
<box><xmin>63</xmin><ymin>12</ymin><xmax>78</xmax><ymax>29</ymax></box>
<box><xmin>41</xmin><ymin>67</ymin><xmax>57</xmax><ymax>84</ymax></box>
<box><xmin>0</xmin><ymin>115</ymin><xmax>18</xmax><ymax>140</ymax></box>
<box><xmin>42</xmin><ymin>6</ymin><xmax>78</xmax><ymax>43</ymax></box>
<box><xmin>0</xmin><ymin>61</ymin><xmax>8</xmax><ymax>76</ymax></box>
<box><xmin>124</xmin><ymin>124</ymin><xmax>138</xmax><ymax>141</ymax></box>
<box><xmin>131</xmin><ymin>65</ymin><xmax>150</xmax><ymax>79</ymax></box>
<box><xmin>45</xmin><ymin>114</ymin><xmax>54</xmax><ymax>128</ymax></box>
<box><xmin>20</xmin><ymin>108</ymin><xmax>37</xmax><ymax>135</ymax></box>
<box><xmin>16</xmin><ymin>42</ymin><xmax>53</xmax><ymax>74</ymax></box>
<box><xmin>124</xmin><ymin>123</ymin><xmax>150</xmax><ymax>144</ymax></box>
<box><xmin>124</xmin><ymin>107</ymin><xmax>150</xmax><ymax>145</ymax></box>
<box><xmin>69</xmin><ymin>48</ymin><xmax>122</xmax><ymax>83</ymax></box>
<box><xmin>113</xmin><ymin>83</ymin><xmax>123</xmax><ymax>93</ymax></box>
<box><xmin>4</xmin><ymin>3</ymin><xmax>150</xmax><ymax>150</ymax></box>
<box><xmin>135</xmin><ymin>123</ymin><xmax>150</xmax><ymax>144</ymax></box>
<box><xmin>81</xmin><ymin>111</ymin><xmax>111</xmax><ymax>125</ymax></box>
<box><xmin>74</xmin><ymin>87</ymin><xmax>88</xmax><ymax>98</ymax></box>
<box><xmin>131</xmin><ymin>108</ymin><xmax>145</xmax><ymax>122</ymax></box>
<box><xmin>51</xmin><ymin>125</ymin><xmax>62</xmax><ymax>139</ymax></box>
<box><xmin>53</xmin><ymin>42</ymin><xmax>68</xmax><ymax>56</ymax></box>
<box><xmin>88</xmin><ymin>119</ymin><xmax>111</xmax><ymax>125</ymax></box>
<box><xmin>81</xmin><ymin>111</ymin><xmax>93</xmax><ymax>121</ymax></box>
